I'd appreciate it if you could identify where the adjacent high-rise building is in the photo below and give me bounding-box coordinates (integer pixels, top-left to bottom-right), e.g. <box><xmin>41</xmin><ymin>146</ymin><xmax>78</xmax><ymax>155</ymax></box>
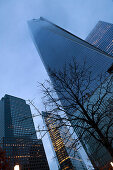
<box><xmin>0</xmin><ymin>94</ymin><xmax>37</xmax><ymax>139</ymax></box>
<box><xmin>0</xmin><ymin>94</ymin><xmax>50</xmax><ymax>170</ymax></box>
<box><xmin>28</xmin><ymin>17</ymin><xmax>113</xmax><ymax>169</ymax></box>
<box><xmin>42</xmin><ymin>112</ymin><xmax>87</xmax><ymax>170</ymax></box>
<box><xmin>1</xmin><ymin>137</ymin><xmax>49</xmax><ymax>170</ymax></box>
<box><xmin>86</xmin><ymin>21</ymin><xmax>113</xmax><ymax>57</ymax></box>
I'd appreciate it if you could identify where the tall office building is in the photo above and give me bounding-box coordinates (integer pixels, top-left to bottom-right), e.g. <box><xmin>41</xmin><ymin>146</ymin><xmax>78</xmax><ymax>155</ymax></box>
<box><xmin>0</xmin><ymin>94</ymin><xmax>49</xmax><ymax>170</ymax></box>
<box><xmin>28</xmin><ymin>18</ymin><xmax>113</xmax><ymax>85</ymax></box>
<box><xmin>28</xmin><ymin>17</ymin><xmax>113</xmax><ymax>168</ymax></box>
<box><xmin>85</xmin><ymin>21</ymin><xmax>113</xmax><ymax>168</ymax></box>
<box><xmin>42</xmin><ymin>112</ymin><xmax>87</xmax><ymax>170</ymax></box>
<box><xmin>86</xmin><ymin>21</ymin><xmax>113</xmax><ymax>57</ymax></box>
<box><xmin>1</xmin><ymin>137</ymin><xmax>49</xmax><ymax>170</ymax></box>
<box><xmin>0</xmin><ymin>94</ymin><xmax>37</xmax><ymax>139</ymax></box>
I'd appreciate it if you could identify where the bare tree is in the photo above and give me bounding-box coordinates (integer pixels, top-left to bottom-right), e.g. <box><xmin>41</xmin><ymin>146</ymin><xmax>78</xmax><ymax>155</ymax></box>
<box><xmin>38</xmin><ymin>59</ymin><xmax>113</xmax><ymax>168</ymax></box>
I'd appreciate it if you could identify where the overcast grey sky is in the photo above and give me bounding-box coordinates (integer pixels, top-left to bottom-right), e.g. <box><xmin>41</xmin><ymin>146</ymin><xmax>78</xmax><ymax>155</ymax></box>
<box><xmin>0</xmin><ymin>0</ymin><xmax>113</xmax><ymax>169</ymax></box>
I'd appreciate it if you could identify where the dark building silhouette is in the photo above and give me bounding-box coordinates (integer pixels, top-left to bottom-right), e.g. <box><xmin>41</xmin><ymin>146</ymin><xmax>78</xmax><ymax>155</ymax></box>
<box><xmin>28</xmin><ymin>17</ymin><xmax>113</xmax><ymax>169</ymax></box>
<box><xmin>86</xmin><ymin>21</ymin><xmax>113</xmax><ymax>57</ymax></box>
<box><xmin>42</xmin><ymin>112</ymin><xmax>87</xmax><ymax>170</ymax></box>
<box><xmin>0</xmin><ymin>94</ymin><xmax>49</xmax><ymax>170</ymax></box>
<box><xmin>1</xmin><ymin>137</ymin><xmax>49</xmax><ymax>170</ymax></box>
<box><xmin>0</xmin><ymin>94</ymin><xmax>37</xmax><ymax>139</ymax></box>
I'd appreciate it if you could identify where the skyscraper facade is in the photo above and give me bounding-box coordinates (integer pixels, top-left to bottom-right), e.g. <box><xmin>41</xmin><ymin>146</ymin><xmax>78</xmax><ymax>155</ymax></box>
<box><xmin>0</xmin><ymin>94</ymin><xmax>50</xmax><ymax>170</ymax></box>
<box><xmin>28</xmin><ymin>17</ymin><xmax>113</xmax><ymax>168</ymax></box>
<box><xmin>28</xmin><ymin>18</ymin><xmax>113</xmax><ymax>89</ymax></box>
<box><xmin>42</xmin><ymin>112</ymin><xmax>87</xmax><ymax>170</ymax></box>
<box><xmin>0</xmin><ymin>94</ymin><xmax>37</xmax><ymax>139</ymax></box>
<box><xmin>86</xmin><ymin>21</ymin><xmax>113</xmax><ymax>57</ymax></box>
<box><xmin>1</xmin><ymin>137</ymin><xmax>49</xmax><ymax>170</ymax></box>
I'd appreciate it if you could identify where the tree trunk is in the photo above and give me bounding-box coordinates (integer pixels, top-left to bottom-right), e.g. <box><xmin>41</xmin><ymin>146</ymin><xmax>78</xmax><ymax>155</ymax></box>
<box><xmin>94</xmin><ymin>124</ymin><xmax>113</xmax><ymax>158</ymax></box>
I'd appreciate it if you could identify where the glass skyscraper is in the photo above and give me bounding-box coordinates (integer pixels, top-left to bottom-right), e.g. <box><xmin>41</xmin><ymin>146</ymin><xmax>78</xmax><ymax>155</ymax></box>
<box><xmin>28</xmin><ymin>17</ymin><xmax>113</xmax><ymax>168</ymax></box>
<box><xmin>0</xmin><ymin>94</ymin><xmax>50</xmax><ymax>170</ymax></box>
<box><xmin>42</xmin><ymin>112</ymin><xmax>87</xmax><ymax>170</ymax></box>
<box><xmin>0</xmin><ymin>94</ymin><xmax>37</xmax><ymax>139</ymax></box>
<box><xmin>1</xmin><ymin>137</ymin><xmax>50</xmax><ymax>170</ymax></box>
<box><xmin>28</xmin><ymin>17</ymin><xmax>113</xmax><ymax>89</ymax></box>
<box><xmin>86</xmin><ymin>21</ymin><xmax>113</xmax><ymax>57</ymax></box>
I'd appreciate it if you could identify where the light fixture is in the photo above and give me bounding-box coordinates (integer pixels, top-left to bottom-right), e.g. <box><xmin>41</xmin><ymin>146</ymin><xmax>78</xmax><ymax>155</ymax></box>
<box><xmin>14</xmin><ymin>165</ymin><xmax>20</xmax><ymax>170</ymax></box>
<box><xmin>110</xmin><ymin>162</ymin><xmax>113</xmax><ymax>167</ymax></box>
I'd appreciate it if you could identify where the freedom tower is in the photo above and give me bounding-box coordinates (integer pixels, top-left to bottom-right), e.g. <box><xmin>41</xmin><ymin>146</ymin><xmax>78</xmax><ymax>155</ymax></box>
<box><xmin>28</xmin><ymin>17</ymin><xmax>113</xmax><ymax>168</ymax></box>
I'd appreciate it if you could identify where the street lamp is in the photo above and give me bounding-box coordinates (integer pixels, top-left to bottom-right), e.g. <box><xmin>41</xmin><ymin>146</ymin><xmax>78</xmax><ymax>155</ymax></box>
<box><xmin>110</xmin><ymin>162</ymin><xmax>113</xmax><ymax>167</ymax></box>
<box><xmin>14</xmin><ymin>165</ymin><xmax>20</xmax><ymax>170</ymax></box>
